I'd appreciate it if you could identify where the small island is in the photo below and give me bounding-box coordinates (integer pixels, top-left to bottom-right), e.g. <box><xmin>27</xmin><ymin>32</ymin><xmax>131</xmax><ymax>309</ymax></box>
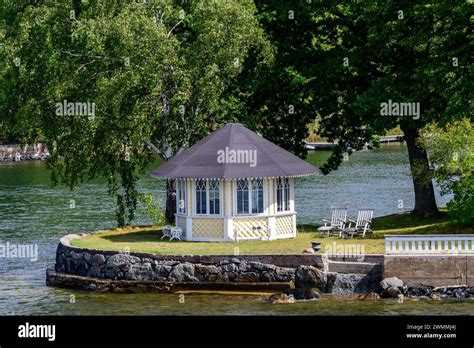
<box><xmin>46</xmin><ymin>123</ymin><xmax>474</xmax><ymax>302</ymax></box>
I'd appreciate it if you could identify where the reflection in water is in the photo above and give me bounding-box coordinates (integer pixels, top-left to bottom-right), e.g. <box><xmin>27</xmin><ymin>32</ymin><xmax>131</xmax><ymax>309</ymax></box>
<box><xmin>0</xmin><ymin>145</ymin><xmax>462</xmax><ymax>315</ymax></box>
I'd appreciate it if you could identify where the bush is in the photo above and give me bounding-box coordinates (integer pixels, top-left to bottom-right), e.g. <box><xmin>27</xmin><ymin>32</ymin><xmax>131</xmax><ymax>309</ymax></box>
<box><xmin>421</xmin><ymin>119</ymin><xmax>473</xmax><ymax>224</ymax></box>
<box><xmin>138</xmin><ymin>194</ymin><xmax>165</xmax><ymax>226</ymax></box>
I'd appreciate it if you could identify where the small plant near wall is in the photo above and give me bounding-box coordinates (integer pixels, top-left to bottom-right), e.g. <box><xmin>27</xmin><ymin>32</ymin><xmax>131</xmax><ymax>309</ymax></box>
<box><xmin>138</xmin><ymin>194</ymin><xmax>166</xmax><ymax>226</ymax></box>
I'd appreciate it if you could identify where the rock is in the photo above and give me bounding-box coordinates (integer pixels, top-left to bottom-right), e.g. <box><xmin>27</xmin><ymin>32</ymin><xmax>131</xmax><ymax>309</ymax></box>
<box><xmin>85</xmin><ymin>283</ymin><xmax>97</xmax><ymax>291</ymax></box>
<box><xmin>303</xmin><ymin>248</ymin><xmax>315</xmax><ymax>254</ymax></box>
<box><xmin>106</xmin><ymin>253</ymin><xmax>140</xmax><ymax>268</ymax></box>
<box><xmin>274</xmin><ymin>267</ymin><xmax>296</xmax><ymax>282</ymax></box>
<box><xmin>407</xmin><ymin>287</ymin><xmax>432</xmax><ymax>298</ymax></box>
<box><xmin>227</xmin><ymin>272</ymin><xmax>238</xmax><ymax>280</ymax></box>
<box><xmin>87</xmin><ymin>265</ymin><xmax>103</xmax><ymax>278</ymax></box>
<box><xmin>467</xmin><ymin>287</ymin><xmax>474</xmax><ymax>295</ymax></box>
<box><xmin>379</xmin><ymin>277</ymin><xmax>406</xmax><ymax>298</ymax></box>
<box><xmin>90</xmin><ymin>254</ymin><xmax>106</xmax><ymax>266</ymax></box>
<box><xmin>268</xmin><ymin>293</ymin><xmax>296</xmax><ymax>304</ymax></box>
<box><xmin>380</xmin><ymin>277</ymin><xmax>404</xmax><ymax>290</ymax></box>
<box><xmin>195</xmin><ymin>264</ymin><xmax>220</xmax><ymax>275</ymax></box>
<box><xmin>220</xmin><ymin>263</ymin><xmax>238</xmax><ymax>272</ymax></box>
<box><xmin>432</xmin><ymin>294</ymin><xmax>442</xmax><ymax>301</ymax></box>
<box><xmin>238</xmin><ymin>261</ymin><xmax>250</xmax><ymax>272</ymax></box>
<box><xmin>331</xmin><ymin>274</ymin><xmax>370</xmax><ymax>294</ymax></box>
<box><xmin>259</xmin><ymin>272</ymin><xmax>276</xmax><ymax>282</ymax></box>
<box><xmin>160</xmin><ymin>260</ymin><xmax>180</xmax><ymax>267</ymax></box>
<box><xmin>248</xmin><ymin>262</ymin><xmax>276</xmax><ymax>272</ymax></box>
<box><xmin>285</xmin><ymin>288</ymin><xmax>321</xmax><ymax>301</ymax></box>
<box><xmin>153</xmin><ymin>263</ymin><xmax>173</xmax><ymax>278</ymax></box>
<box><xmin>453</xmin><ymin>289</ymin><xmax>466</xmax><ymax>300</ymax></box>
<box><xmin>64</xmin><ymin>258</ymin><xmax>76</xmax><ymax>274</ymax></box>
<box><xmin>385</xmin><ymin>286</ymin><xmax>401</xmax><ymax>298</ymax></box>
<box><xmin>168</xmin><ymin>262</ymin><xmax>198</xmax><ymax>282</ymax></box>
<box><xmin>230</xmin><ymin>258</ymin><xmax>241</xmax><ymax>264</ymax></box>
<box><xmin>83</xmin><ymin>252</ymin><xmax>92</xmax><ymax>262</ymax></box>
<box><xmin>234</xmin><ymin>272</ymin><xmax>260</xmax><ymax>282</ymax></box>
<box><xmin>325</xmin><ymin>272</ymin><xmax>337</xmax><ymax>293</ymax></box>
<box><xmin>295</xmin><ymin>265</ymin><xmax>327</xmax><ymax>291</ymax></box>
<box><xmin>208</xmin><ymin>274</ymin><xmax>226</xmax><ymax>282</ymax></box>
<box><xmin>125</xmin><ymin>262</ymin><xmax>154</xmax><ymax>280</ymax></box>
<box><xmin>70</xmin><ymin>251</ymin><xmax>82</xmax><ymax>260</ymax></box>
<box><xmin>75</xmin><ymin>260</ymin><xmax>89</xmax><ymax>276</ymax></box>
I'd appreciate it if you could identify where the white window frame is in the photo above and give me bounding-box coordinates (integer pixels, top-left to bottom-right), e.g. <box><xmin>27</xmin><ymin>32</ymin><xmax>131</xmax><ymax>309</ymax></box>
<box><xmin>208</xmin><ymin>179</ymin><xmax>221</xmax><ymax>215</ymax></box>
<box><xmin>194</xmin><ymin>179</ymin><xmax>223</xmax><ymax>216</ymax></box>
<box><xmin>276</xmin><ymin>177</ymin><xmax>291</xmax><ymax>213</ymax></box>
<box><xmin>234</xmin><ymin>178</ymin><xmax>266</xmax><ymax>216</ymax></box>
<box><xmin>176</xmin><ymin>179</ymin><xmax>187</xmax><ymax>215</ymax></box>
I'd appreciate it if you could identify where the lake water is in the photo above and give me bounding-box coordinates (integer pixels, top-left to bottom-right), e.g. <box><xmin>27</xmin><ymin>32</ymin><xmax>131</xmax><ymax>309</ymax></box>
<box><xmin>1</xmin><ymin>144</ymin><xmax>471</xmax><ymax>315</ymax></box>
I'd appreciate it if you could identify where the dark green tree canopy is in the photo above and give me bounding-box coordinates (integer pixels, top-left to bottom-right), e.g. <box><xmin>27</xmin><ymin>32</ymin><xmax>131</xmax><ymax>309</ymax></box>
<box><xmin>246</xmin><ymin>0</ymin><xmax>472</xmax><ymax>216</ymax></box>
<box><xmin>0</xmin><ymin>0</ymin><xmax>271</xmax><ymax>225</ymax></box>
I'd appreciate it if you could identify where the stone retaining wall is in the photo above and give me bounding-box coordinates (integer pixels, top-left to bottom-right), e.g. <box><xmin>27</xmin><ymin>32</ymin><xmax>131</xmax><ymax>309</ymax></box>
<box><xmin>55</xmin><ymin>234</ymin><xmax>324</xmax><ymax>284</ymax></box>
<box><xmin>51</xmin><ymin>233</ymin><xmax>382</xmax><ymax>294</ymax></box>
<box><xmin>50</xmin><ymin>233</ymin><xmax>474</xmax><ymax>294</ymax></box>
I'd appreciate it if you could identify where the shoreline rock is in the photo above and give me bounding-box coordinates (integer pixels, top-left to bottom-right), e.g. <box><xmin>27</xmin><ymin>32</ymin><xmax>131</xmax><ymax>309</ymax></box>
<box><xmin>0</xmin><ymin>143</ymin><xmax>49</xmax><ymax>162</ymax></box>
<box><xmin>378</xmin><ymin>277</ymin><xmax>472</xmax><ymax>300</ymax></box>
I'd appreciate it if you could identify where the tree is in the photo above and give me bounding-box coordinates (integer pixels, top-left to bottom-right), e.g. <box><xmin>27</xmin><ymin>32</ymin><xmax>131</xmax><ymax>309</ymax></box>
<box><xmin>249</xmin><ymin>0</ymin><xmax>472</xmax><ymax>217</ymax></box>
<box><xmin>239</xmin><ymin>0</ymin><xmax>317</xmax><ymax>158</ymax></box>
<box><xmin>0</xmin><ymin>0</ymin><xmax>270</xmax><ymax>225</ymax></box>
<box><xmin>420</xmin><ymin>119</ymin><xmax>474</xmax><ymax>224</ymax></box>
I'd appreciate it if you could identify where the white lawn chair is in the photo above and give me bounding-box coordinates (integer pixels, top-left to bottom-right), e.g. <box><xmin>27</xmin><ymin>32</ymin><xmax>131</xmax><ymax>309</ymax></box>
<box><xmin>161</xmin><ymin>225</ymin><xmax>172</xmax><ymax>240</ymax></box>
<box><xmin>317</xmin><ymin>206</ymin><xmax>348</xmax><ymax>238</ymax></box>
<box><xmin>169</xmin><ymin>226</ymin><xmax>183</xmax><ymax>241</ymax></box>
<box><xmin>342</xmin><ymin>208</ymin><xmax>374</xmax><ymax>238</ymax></box>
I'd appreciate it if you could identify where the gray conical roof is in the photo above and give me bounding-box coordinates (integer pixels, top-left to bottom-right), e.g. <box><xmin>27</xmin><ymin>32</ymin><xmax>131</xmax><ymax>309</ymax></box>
<box><xmin>150</xmin><ymin>123</ymin><xmax>320</xmax><ymax>179</ymax></box>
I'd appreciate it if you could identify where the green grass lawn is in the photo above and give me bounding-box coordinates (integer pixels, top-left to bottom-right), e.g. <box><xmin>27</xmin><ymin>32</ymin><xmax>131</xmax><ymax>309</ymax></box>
<box><xmin>71</xmin><ymin>210</ymin><xmax>473</xmax><ymax>255</ymax></box>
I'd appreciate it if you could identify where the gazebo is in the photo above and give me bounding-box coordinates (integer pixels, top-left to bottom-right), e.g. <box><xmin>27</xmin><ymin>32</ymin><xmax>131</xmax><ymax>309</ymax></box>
<box><xmin>150</xmin><ymin>123</ymin><xmax>320</xmax><ymax>242</ymax></box>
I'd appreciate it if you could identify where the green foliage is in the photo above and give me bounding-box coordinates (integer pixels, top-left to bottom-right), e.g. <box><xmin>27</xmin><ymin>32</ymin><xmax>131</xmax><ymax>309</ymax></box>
<box><xmin>447</xmin><ymin>176</ymin><xmax>474</xmax><ymax>224</ymax></box>
<box><xmin>421</xmin><ymin>119</ymin><xmax>474</xmax><ymax>223</ymax></box>
<box><xmin>0</xmin><ymin>0</ymin><xmax>270</xmax><ymax>225</ymax></box>
<box><xmin>313</xmin><ymin>0</ymin><xmax>471</xmax><ymax>168</ymax></box>
<box><xmin>138</xmin><ymin>193</ymin><xmax>165</xmax><ymax>226</ymax></box>
<box><xmin>247</xmin><ymin>0</ymin><xmax>471</xmax><ymax>215</ymax></box>
<box><xmin>249</xmin><ymin>0</ymin><xmax>472</xmax><ymax>159</ymax></box>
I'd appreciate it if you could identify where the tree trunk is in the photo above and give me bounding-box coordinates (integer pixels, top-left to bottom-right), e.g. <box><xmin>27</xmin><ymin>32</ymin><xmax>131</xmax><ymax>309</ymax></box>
<box><xmin>401</xmin><ymin>125</ymin><xmax>439</xmax><ymax>217</ymax></box>
<box><xmin>165</xmin><ymin>178</ymin><xmax>176</xmax><ymax>224</ymax></box>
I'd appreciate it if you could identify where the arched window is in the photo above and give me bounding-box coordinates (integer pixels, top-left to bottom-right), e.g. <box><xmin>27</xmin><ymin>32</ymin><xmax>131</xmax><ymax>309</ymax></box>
<box><xmin>236</xmin><ymin>179</ymin><xmax>249</xmax><ymax>214</ymax></box>
<box><xmin>196</xmin><ymin>179</ymin><xmax>207</xmax><ymax>215</ymax></box>
<box><xmin>236</xmin><ymin>178</ymin><xmax>264</xmax><ymax>215</ymax></box>
<box><xmin>177</xmin><ymin>180</ymin><xmax>186</xmax><ymax>214</ymax></box>
<box><xmin>284</xmin><ymin>178</ymin><xmax>290</xmax><ymax>211</ymax></box>
<box><xmin>209</xmin><ymin>180</ymin><xmax>220</xmax><ymax>215</ymax></box>
<box><xmin>195</xmin><ymin>179</ymin><xmax>220</xmax><ymax>215</ymax></box>
<box><xmin>252</xmin><ymin>178</ymin><xmax>263</xmax><ymax>214</ymax></box>
<box><xmin>276</xmin><ymin>177</ymin><xmax>290</xmax><ymax>212</ymax></box>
